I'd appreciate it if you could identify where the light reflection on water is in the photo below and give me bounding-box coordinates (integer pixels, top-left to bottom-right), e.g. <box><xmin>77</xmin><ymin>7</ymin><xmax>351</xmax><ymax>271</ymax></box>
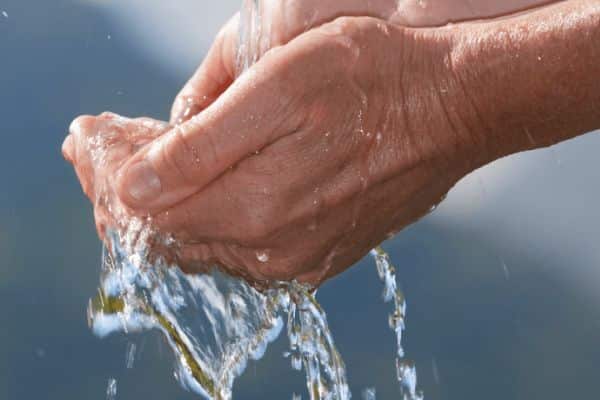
<box><xmin>88</xmin><ymin>224</ymin><xmax>417</xmax><ymax>399</ymax></box>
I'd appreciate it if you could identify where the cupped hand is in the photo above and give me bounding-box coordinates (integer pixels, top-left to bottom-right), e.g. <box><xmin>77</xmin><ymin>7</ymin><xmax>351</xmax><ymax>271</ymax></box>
<box><xmin>170</xmin><ymin>0</ymin><xmax>556</xmax><ymax>125</ymax></box>
<box><xmin>62</xmin><ymin>113</ymin><xmax>170</xmax><ymax>238</ymax></box>
<box><xmin>64</xmin><ymin>1</ymin><xmax>600</xmax><ymax>286</ymax></box>
<box><xmin>102</xmin><ymin>17</ymin><xmax>483</xmax><ymax>285</ymax></box>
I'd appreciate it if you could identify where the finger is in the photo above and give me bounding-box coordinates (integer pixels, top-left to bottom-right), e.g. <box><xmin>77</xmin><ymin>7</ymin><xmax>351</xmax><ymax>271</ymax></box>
<box><xmin>66</xmin><ymin>115</ymin><xmax>99</xmax><ymax>200</ymax></box>
<box><xmin>170</xmin><ymin>14</ymin><xmax>239</xmax><ymax>125</ymax></box>
<box><xmin>115</xmin><ymin>36</ymin><xmax>331</xmax><ymax>212</ymax></box>
<box><xmin>116</xmin><ymin>21</ymin><xmax>363</xmax><ymax>212</ymax></box>
<box><xmin>67</xmin><ymin>114</ymin><xmax>170</xmax><ymax>203</ymax></box>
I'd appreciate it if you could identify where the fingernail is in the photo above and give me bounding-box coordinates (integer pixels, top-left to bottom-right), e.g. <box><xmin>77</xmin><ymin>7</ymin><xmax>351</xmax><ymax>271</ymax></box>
<box><xmin>125</xmin><ymin>160</ymin><xmax>162</xmax><ymax>203</ymax></box>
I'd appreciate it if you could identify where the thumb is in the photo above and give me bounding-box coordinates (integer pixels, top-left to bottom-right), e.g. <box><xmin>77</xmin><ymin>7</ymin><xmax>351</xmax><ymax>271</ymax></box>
<box><xmin>170</xmin><ymin>14</ymin><xmax>239</xmax><ymax>125</ymax></box>
<box><xmin>116</xmin><ymin>52</ymin><xmax>305</xmax><ymax>212</ymax></box>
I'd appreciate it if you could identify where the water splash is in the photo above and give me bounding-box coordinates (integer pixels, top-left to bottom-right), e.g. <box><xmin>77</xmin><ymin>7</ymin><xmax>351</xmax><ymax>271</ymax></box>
<box><xmin>90</xmin><ymin>225</ymin><xmax>288</xmax><ymax>399</ymax></box>
<box><xmin>89</xmin><ymin>227</ymin><xmax>349</xmax><ymax>399</ymax></box>
<box><xmin>84</xmin><ymin>1</ymin><xmax>422</xmax><ymax>399</ymax></box>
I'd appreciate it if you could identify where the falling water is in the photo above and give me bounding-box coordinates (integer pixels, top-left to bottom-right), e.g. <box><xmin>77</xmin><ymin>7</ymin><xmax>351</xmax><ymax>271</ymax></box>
<box><xmin>371</xmin><ymin>248</ymin><xmax>423</xmax><ymax>400</ymax></box>
<box><xmin>86</xmin><ymin>1</ymin><xmax>422</xmax><ymax>399</ymax></box>
<box><xmin>106</xmin><ymin>378</ymin><xmax>117</xmax><ymax>400</ymax></box>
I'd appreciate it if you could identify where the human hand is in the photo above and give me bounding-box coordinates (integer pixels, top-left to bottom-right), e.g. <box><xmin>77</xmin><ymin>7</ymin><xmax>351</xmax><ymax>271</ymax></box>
<box><xmin>64</xmin><ymin>1</ymin><xmax>600</xmax><ymax>286</ymax></box>
<box><xmin>106</xmin><ymin>17</ymin><xmax>480</xmax><ymax>285</ymax></box>
<box><xmin>62</xmin><ymin>113</ymin><xmax>170</xmax><ymax>238</ymax></box>
<box><xmin>170</xmin><ymin>0</ymin><xmax>556</xmax><ymax>125</ymax></box>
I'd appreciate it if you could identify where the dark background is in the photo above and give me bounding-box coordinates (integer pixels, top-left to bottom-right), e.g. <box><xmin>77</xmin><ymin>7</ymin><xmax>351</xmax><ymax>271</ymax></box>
<box><xmin>1</xmin><ymin>1</ymin><xmax>600</xmax><ymax>399</ymax></box>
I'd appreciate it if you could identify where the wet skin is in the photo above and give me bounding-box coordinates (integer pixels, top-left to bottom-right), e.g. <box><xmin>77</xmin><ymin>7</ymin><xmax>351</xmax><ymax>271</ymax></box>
<box><xmin>63</xmin><ymin>0</ymin><xmax>600</xmax><ymax>286</ymax></box>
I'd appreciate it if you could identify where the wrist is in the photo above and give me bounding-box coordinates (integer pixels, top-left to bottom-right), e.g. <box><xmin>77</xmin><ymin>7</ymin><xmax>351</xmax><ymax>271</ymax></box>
<box><xmin>447</xmin><ymin>0</ymin><xmax>600</xmax><ymax>165</ymax></box>
<box><xmin>381</xmin><ymin>24</ymin><xmax>492</xmax><ymax>183</ymax></box>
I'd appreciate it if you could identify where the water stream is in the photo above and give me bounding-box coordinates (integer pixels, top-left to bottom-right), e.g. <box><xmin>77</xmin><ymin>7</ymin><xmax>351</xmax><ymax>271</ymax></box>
<box><xmin>87</xmin><ymin>1</ymin><xmax>422</xmax><ymax>399</ymax></box>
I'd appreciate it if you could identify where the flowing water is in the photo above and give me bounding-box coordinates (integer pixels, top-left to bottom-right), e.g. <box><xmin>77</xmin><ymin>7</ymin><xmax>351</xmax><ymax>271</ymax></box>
<box><xmin>86</xmin><ymin>1</ymin><xmax>423</xmax><ymax>399</ymax></box>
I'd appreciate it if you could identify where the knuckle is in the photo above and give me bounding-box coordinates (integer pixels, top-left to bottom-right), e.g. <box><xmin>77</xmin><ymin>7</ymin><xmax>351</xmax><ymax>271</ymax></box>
<box><xmin>331</xmin><ymin>16</ymin><xmax>356</xmax><ymax>32</ymax></box>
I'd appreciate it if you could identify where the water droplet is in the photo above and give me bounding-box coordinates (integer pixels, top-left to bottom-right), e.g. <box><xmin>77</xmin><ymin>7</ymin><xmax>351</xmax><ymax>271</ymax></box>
<box><xmin>432</xmin><ymin>357</ymin><xmax>440</xmax><ymax>384</ymax></box>
<box><xmin>524</xmin><ymin>127</ymin><xmax>536</xmax><ymax>145</ymax></box>
<box><xmin>478</xmin><ymin>177</ymin><xmax>488</xmax><ymax>198</ymax></box>
<box><xmin>501</xmin><ymin>262</ymin><xmax>510</xmax><ymax>281</ymax></box>
<box><xmin>371</xmin><ymin>247</ymin><xmax>422</xmax><ymax>398</ymax></box>
<box><xmin>362</xmin><ymin>387</ymin><xmax>376</xmax><ymax>400</ymax></box>
<box><xmin>256</xmin><ymin>250</ymin><xmax>270</xmax><ymax>263</ymax></box>
<box><xmin>106</xmin><ymin>378</ymin><xmax>117</xmax><ymax>400</ymax></box>
<box><xmin>191</xmin><ymin>146</ymin><xmax>201</xmax><ymax>164</ymax></box>
<box><xmin>35</xmin><ymin>348</ymin><xmax>46</xmax><ymax>358</ymax></box>
<box><xmin>125</xmin><ymin>342</ymin><xmax>136</xmax><ymax>369</ymax></box>
<box><xmin>1</xmin><ymin>11</ymin><xmax>8</xmax><ymax>18</ymax></box>
<box><xmin>107</xmin><ymin>34</ymin><xmax>112</xmax><ymax>40</ymax></box>
<box><xmin>386</xmin><ymin>230</ymin><xmax>398</xmax><ymax>240</ymax></box>
<box><xmin>291</xmin><ymin>353</ymin><xmax>302</xmax><ymax>370</ymax></box>
<box><xmin>550</xmin><ymin>147</ymin><xmax>563</xmax><ymax>166</ymax></box>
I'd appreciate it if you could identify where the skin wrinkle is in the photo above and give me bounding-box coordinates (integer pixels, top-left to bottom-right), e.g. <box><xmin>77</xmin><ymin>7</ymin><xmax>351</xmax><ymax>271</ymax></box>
<box><xmin>312</xmin><ymin>162</ymin><xmax>446</xmax><ymax>282</ymax></box>
<box><xmin>221</xmin><ymin>123</ymin><xmax>406</xmax><ymax>280</ymax></box>
<box><xmin>161</xmin><ymin>68</ymin><xmax>301</xmax><ymax>212</ymax></box>
<box><xmin>428</xmin><ymin>54</ymin><xmax>465</xmax><ymax>177</ymax></box>
<box><xmin>454</xmin><ymin>0</ymin><xmax>600</xmax><ymax>160</ymax></box>
<box><xmin>169</xmin><ymin>127</ymin><xmax>201</xmax><ymax>187</ymax></box>
<box><xmin>446</xmin><ymin>36</ymin><xmax>496</xmax><ymax>169</ymax></box>
<box><xmin>433</xmin><ymin>44</ymin><xmax>489</xmax><ymax>177</ymax></box>
<box><xmin>155</xmin><ymin>121</ymin><xmax>309</xmax><ymax>245</ymax></box>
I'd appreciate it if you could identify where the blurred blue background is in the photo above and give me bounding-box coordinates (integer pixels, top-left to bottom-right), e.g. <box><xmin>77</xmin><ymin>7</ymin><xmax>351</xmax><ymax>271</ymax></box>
<box><xmin>1</xmin><ymin>1</ymin><xmax>600</xmax><ymax>399</ymax></box>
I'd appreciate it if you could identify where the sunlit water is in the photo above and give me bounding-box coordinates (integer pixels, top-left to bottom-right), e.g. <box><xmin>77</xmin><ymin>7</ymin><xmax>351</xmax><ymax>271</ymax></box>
<box><xmin>90</xmin><ymin>227</ymin><xmax>420</xmax><ymax>399</ymax></box>
<box><xmin>86</xmin><ymin>1</ymin><xmax>423</xmax><ymax>399</ymax></box>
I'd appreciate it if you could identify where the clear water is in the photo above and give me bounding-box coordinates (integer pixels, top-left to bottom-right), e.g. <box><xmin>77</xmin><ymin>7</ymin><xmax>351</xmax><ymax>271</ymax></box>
<box><xmin>106</xmin><ymin>378</ymin><xmax>117</xmax><ymax>400</ymax></box>
<box><xmin>86</xmin><ymin>1</ymin><xmax>423</xmax><ymax>399</ymax></box>
<box><xmin>90</xmin><ymin>223</ymin><xmax>350</xmax><ymax>400</ymax></box>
